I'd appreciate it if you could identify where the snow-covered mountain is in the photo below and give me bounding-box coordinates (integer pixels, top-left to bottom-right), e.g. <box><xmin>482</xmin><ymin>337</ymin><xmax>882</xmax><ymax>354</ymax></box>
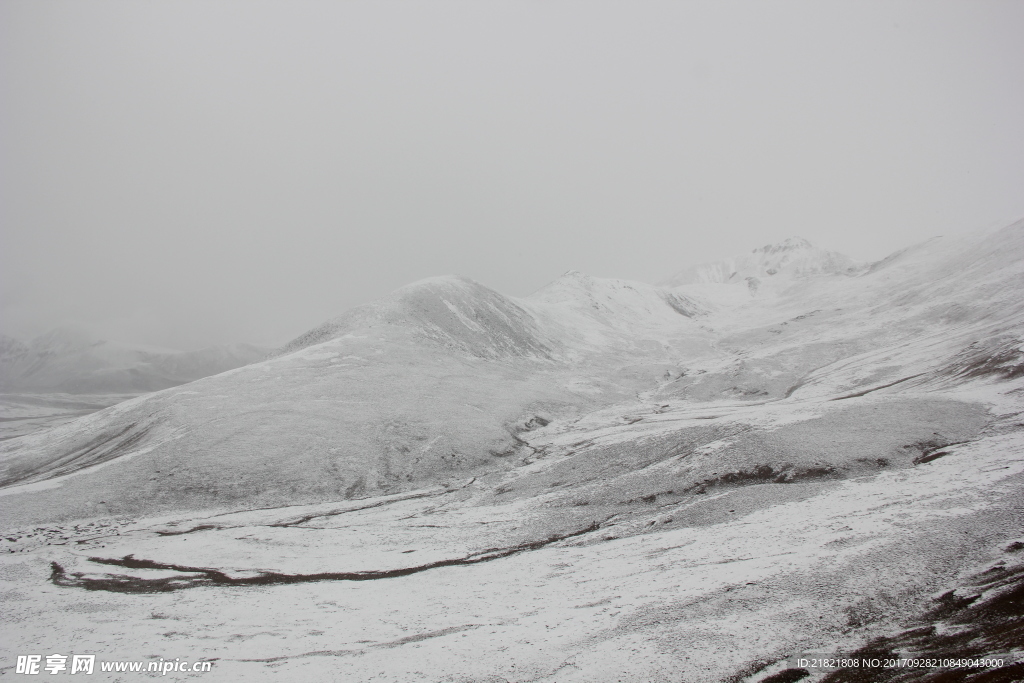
<box><xmin>2</xmin><ymin>223</ymin><xmax>1023</xmax><ymax>682</ymax></box>
<box><xmin>0</xmin><ymin>327</ymin><xmax>268</xmax><ymax>393</ymax></box>
<box><xmin>661</xmin><ymin>236</ymin><xmax>860</xmax><ymax>288</ymax></box>
<box><xmin>278</xmin><ymin>275</ymin><xmax>555</xmax><ymax>360</ymax></box>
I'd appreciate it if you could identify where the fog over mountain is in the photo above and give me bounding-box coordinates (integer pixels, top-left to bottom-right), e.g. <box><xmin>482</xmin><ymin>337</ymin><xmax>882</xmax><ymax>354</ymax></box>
<box><xmin>2</xmin><ymin>224</ymin><xmax>1023</xmax><ymax>681</ymax></box>
<box><xmin>3</xmin><ymin>2</ymin><xmax>1023</xmax><ymax>352</ymax></box>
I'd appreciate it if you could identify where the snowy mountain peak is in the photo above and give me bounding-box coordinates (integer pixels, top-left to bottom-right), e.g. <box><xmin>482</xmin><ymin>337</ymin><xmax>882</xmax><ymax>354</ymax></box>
<box><xmin>395</xmin><ymin>274</ymin><xmax>476</xmax><ymax>293</ymax></box>
<box><xmin>752</xmin><ymin>236</ymin><xmax>813</xmax><ymax>254</ymax></box>
<box><xmin>278</xmin><ymin>274</ymin><xmax>553</xmax><ymax>360</ymax></box>
<box><xmin>662</xmin><ymin>237</ymin><xmax>859</xmax><ymax>287</ymax></box>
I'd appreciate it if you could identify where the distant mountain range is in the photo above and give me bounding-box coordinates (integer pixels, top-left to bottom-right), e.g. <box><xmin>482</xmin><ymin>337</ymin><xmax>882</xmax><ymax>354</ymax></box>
<box><xmin>5</xmin><ymin>226</ymin><xmax>1023</xmax><ymax>514</ymax></box>
<box><xmin>0</xmin><ymin>328</ymin><xmax>268</xmax><ymax>394</ymax></box>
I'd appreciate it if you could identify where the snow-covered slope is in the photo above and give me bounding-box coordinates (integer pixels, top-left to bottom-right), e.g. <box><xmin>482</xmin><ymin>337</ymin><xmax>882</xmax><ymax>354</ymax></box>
<box><xmin>2</xmin><ymin>222</ymin><xmax>1023</xmax><ymax>682</ymax></box>
<box><xmin>525</xmin><ymin>270</ymin><xmax>711</xmax><ymax>356</ymax></box>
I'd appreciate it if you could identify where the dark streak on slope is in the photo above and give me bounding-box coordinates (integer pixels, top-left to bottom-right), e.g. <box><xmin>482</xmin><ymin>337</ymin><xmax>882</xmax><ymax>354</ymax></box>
<box><xmin>0</xmin><ymin>421</ymin><xmax>153</xmax><ymax>488</ymax></box>
<box><xmin>783</xmin><ymin>381</ymin><xmax>807</xmax><ymax>399</ymax></box>
<box><xmin>151</xmin><ymin>485</ymin><xmax>466</xmax><ymax>535</ymax></box>
<box><xmin>235</xmin><ymin>624</ymin><xmax>481</xmax><ymax>662</ymax></box>
<box><xmin>831</xmin><ymin>375</ymin><xmax>927</xmax><ymax>401</ymax></box>
<box><xmin>901</xmin><ymin>439</ymin><xmax>970</xmax><ymax>466</ymax></box>
<box><xmin>267</xmin><ymin>488</ymin><xmax>446</xmax><ymax>528</ymax></box>
<box><xmin>685</xmin><ymin>464</ymin><xmax>839</xmax><ymax>495</ymax></box>
<box><xmin>661</xmin><ymin>292</ymin><xmax>708</xmax><ymax>318</ymax></box>
<box><xmin>0</xmin><ymin>414</ymin><xmax>91</xmax><ymax>422</ymax></box>
<box><xmin>942</xmin><ymin>338</ymin><xmax>1024</xmax><ymax>383</ymax></box>
<box><xmin>49</xmin><ymin>521</ymin><xmax>606</xmax><ymax>593</ymax></box>
<box><xmin>153</xmin><ymin>525</ymin><xmax>221</xmax><ymax>537</ymax></box>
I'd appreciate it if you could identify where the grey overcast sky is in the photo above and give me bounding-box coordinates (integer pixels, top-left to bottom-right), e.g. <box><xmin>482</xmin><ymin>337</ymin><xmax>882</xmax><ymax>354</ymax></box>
<box><xmin>1</xmin><ymin>1</ymin><xmax>1023</xmax><ymax>350</ymax></box>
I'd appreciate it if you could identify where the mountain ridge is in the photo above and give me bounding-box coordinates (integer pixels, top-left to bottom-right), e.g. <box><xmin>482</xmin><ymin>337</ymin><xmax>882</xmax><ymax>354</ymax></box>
<box><xmin>3</xmin><ymin>227</ymin><xmax>1023</xmax><ymax>520</ymax></box>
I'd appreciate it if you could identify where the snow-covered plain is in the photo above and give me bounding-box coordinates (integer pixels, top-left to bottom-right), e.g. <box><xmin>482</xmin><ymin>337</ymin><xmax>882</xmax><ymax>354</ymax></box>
<box><xmin>2</xmin><ymin>223</ymin><xmax>1023</xmax><ymax>681</ymax></box>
